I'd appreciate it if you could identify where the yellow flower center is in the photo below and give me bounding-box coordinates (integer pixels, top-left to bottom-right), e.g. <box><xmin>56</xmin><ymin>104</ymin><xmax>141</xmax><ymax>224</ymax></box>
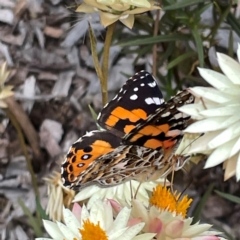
<box><xmin>80</xmin><ymin>219</ymin><xmax>108</xmax><ymax>240</ymax></box>
<box><xmin>149</xmin><ymin>185</ymin><xmax>192</xmax><ymax>218</ymax></box>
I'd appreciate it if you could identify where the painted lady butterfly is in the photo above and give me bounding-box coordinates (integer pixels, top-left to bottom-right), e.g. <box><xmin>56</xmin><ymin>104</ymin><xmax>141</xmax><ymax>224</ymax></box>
<box><xmin>61</xmin><ymin>71</ymin><xmax>194</xmax><ymax>190</ymax></box>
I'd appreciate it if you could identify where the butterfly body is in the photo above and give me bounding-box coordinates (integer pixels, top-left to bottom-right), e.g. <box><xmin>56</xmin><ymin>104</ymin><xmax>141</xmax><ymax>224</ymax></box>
<box><xmin>61</xmin><ymin>71</ymin><xmax>194</xmax><ymax>190</ymax></box>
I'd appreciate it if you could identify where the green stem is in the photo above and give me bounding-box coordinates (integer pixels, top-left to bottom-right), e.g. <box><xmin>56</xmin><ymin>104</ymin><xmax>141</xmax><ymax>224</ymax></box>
<box><xmin>101</xmin><ymin>23</ymin><xmax>115</xmax><ymax>106</ymax></box>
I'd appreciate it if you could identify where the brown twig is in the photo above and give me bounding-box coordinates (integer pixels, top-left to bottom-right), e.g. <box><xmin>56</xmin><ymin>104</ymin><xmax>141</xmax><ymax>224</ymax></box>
<box><xmin>4</xmin><ymin>96</ymin><xmax>42</xmax><ymax>160</ymax></box>
<box><xmin>152</xmin><ymin>9</ymin><xmax>160</xmax><ymax>78</ymax></box>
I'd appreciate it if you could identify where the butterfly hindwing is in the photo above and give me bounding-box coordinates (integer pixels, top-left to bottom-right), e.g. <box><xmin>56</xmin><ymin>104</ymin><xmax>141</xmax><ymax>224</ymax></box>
<box><xmin>61</xmin><ymin>130</ymin><xmax>121</xmax><ymax>188</ymax></box>
<box><xmin>97</xmin><ymin>71</ymin><xmax>164</xmax><ymax>137</ymax></box>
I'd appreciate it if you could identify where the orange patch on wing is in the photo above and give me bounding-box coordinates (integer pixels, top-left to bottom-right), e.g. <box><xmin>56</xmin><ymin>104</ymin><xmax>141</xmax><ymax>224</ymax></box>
<box><xmin>105</xmin><ymin>115</ymin><xmax>119</xmax><ymax>127</ymax></box>
<box><xmin>124</xmin><ymin>124</ymin><xmax>135</xmax><ymax>134</ymax></box>
<box><xmin>144</xmin><ymin>139</ymin><xmax>163</xmax><ymax>149</ymax></box>
<box><xmin>156</xmin><ymin>124</ymin><xmax>170</xmax><ymax>134</ymax></box>
<box><xmin>105</xmin><ymin>107</ymin><xmax>147</xmax><ymax>128</ymax></box>
<box><xmin>71</xmin><ymin>140</ymin><xmax>115</xmax><ymax>177</ymax></box>
<box><xmin>129</xmin><ymin>133</ymin><xmax>142</xmax><ymax>142</ymax></box>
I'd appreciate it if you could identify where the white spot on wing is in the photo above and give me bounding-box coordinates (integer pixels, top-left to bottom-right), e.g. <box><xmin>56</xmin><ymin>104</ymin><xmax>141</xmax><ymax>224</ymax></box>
<box><xmin>153</xmin><ymin>97</ymin><xmax>163</xmax><ymax>105</ymax></box>
<box><xmin>161</xmin><ymin>112</ymin><xmax>171</xmax><ymax>117</ymax></box>
<box><xmin>145</xmin><ymin>97</ymin><xmax>163</xmax><ymax>105</ymax></box>
<box><xmin>82</xmin><ymin>154</ymin><xmax>89</xmax><ymax>160</ymax></box>
<box><xmin>134</xmin><ymin>87</ymin><xmax>138</xmax><ymax>91</ymax></box>
<box><xmin>174</xmin><ymin>112</ymin><xmax>183</xmax><ymax>119</ymax></box>
<box><xmin>140</xmin><ymin>83</ymin><xmax>145</xmax><ymax>86</ymax></box>
<box><xmin>145</xmin><ymin>97</ymin><xmax>154</xmax><ymax>105</ymax></box>
<box><xmin>112</xmin><ymin>95</ymin><xmax>118</xmax><ymax>100</ymax></box>
<box><xmin>148</xmin><ymin>81</ymin><xmax>157</xmax><ymax>87</ymax></box>
<box><xmin>130</xmin><ymin>94</ymin><xmax>138</xmax><ymax>100</ymax></box>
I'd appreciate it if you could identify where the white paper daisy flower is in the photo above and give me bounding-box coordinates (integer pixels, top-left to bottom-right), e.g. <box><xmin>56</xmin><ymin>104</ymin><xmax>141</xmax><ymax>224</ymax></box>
<box><xmin>73</xmin><ymin>178</ymin><xmax>168</xmax><ymax>209</ymax></box>
<box><xmin>36</xmin><ymin>201</ymin><xmax>155</xmax><ymax>240</ymax></box>
<box><xmin>179</xmin><ymin>45</ymin><xmax>240</xmax><ymax>181</ymax></box>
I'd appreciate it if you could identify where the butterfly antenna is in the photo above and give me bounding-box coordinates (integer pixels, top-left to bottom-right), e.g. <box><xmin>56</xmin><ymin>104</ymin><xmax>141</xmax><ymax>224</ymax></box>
<box><xmin>170</xmin><ymin>162</ymin><xmax>176</xmax><ymax>195</ymax></box>
<box><xmin>179</xmin><ymin>177</ymin><xmax>193</xmax><ymax>199</ymax></box>
<box><xmin>129</xmin><ymin>180</ymin><xmax>134</xmax><ymax>200</ymax></box>
<box><xmin>134</xmin><ymin>181</ymin><xmax>142</xmax><ymax>199</ymax></box>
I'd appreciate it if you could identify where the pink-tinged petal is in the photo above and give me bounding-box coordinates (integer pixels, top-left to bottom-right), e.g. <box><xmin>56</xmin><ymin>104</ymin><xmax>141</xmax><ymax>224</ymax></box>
<box><xmin>128</xmin><ymin>217</ymin><xmax>143</xmax><ymax>227</ymax></box>
<box><xmin>165</xmin><ymin>219</ymin><xmax>184</xmax><ymax>238</ymax></box>
<box><xmin>148</xmin><ymin>217</ymin><xmax>163</xmax><ymax>235</ymax></box>
<box><xmin>108</xmin><ymin>199</ymin><xmax>123</xmax><ymax>214</ymax></box>
<box><xmin>72</xmin><ymin>203</ymin><xmax>82</xmax><ymax>219</ymax></box>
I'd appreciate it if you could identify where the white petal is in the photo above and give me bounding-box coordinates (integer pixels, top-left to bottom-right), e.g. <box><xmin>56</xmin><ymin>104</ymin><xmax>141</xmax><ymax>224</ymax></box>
<box><xmin>236</xmin><ymin>152</ymin><xmax>240</xmax><ymax>181</ymax></box>
<box><xmin>56</xmin><ymin>221</ymin><xmax>78</xmax><ymax>239</ymax></box>
<box><xmin>86</xmin><ymin>188</ymin><xmax>112</xmax><ymax>209</ymax></box>
<box><xmin>231</xmin><ymin>136</ymin><xmax>240</xmax><ymax>156</ymax></box>
<box><xmin>103</xmin><ymin>201</ymin><xmax>114</xmax><ymax>231</ymax></box>
<box><xmin>90</xmin><ymin>200</ymin><xmax>105</xmax><ymax>225</ymax></box>
<box><xmin>208</xmin><ymin>122</ymin><xmax>240</xmax><ymax>149</ymax></box>
<box><xmin>183</xmin><ymin>223</ymin><xmax>211</xmax><ymax>236</ymax></box>
<box><xmin>198</xmin><ymin>68</ymin><xmax>234</xmax><ymax>91</ymax></box>
<box><xmin>73</xmin><ymin>185</ymin><xmax>100</xmax><ymax>202</ymax></box>
<box><xmin>185</xmin><ymin>117</ymin><xmax>229</xmax><ymax>132</ymax></box>
<box><xmin>115</xmin><ymin>222</ymin><xmax>145</xmax><ymax>240</ymax></box>
<box><xmin>35</xmin><ymin>238</ymin><xmax>53</xmax><ymax>240</ymax></box>
<box><xmin>109</xmin><ymin>207</ymin><xmax>131</xmax><ymax>234</ymax></box>
<box><xmin>108</xmin><ymin>227</ymin><xmax>128</xmax><ymax>239</ymax></box>
<box><xmin>178</xmin><ymin>103</ymin><xmax>205</xmax><ymax>119</ymax></box>
<box><xmin>237</xmin><ymin>43</ymin><xmax>240</xmax><ymax>62</ymax></box>
<box><xmin>205</xmin><ymin>140</ymin><xmax>235</xmax><ymax>168</ymax></box>
<box><xmin>183</xmin><ymin>132</ymin><xmax>220</xmax><ymax>154</ymax></box>
<box><xmin>63</xmin><ymin>208</ymin><xmax>81</xmax><ymax>237</ymax></box>
<box><xmin>217</xmin><ymin>52</ymin><xmax>240</xmax><ymax>85</ymax></box>
<box><xmin>42</xmin><ymin>220</ymin><xmax>64</xmax><ymax>239</ymax></box>
<box><xmin>191</xmin><ymin>87</ymin><xmax>233</xmax><ymax>103</ymax></box>
<box><xmin>200</xmin><ymin>105</ymin><xmax>239</xmax><ymax>117</ymax></box>
<box><xmin>132</xmin><ymin>233</ymin><xmax>156</xmax><ymax>240</ymax></box>
<box><xmin>81</xmin><ymin>205</ymin><xmax>90</xmax><ymax>223</ymax></box>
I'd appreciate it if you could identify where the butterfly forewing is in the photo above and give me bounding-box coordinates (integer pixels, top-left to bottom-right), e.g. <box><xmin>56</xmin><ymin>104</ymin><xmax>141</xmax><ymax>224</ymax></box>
<box><xmin>97</xmin><ymin>71</ymin><xmax>164</xmax><ymax>137</ymax></box>
<box><xmin>123</xmin><ymin>90</ymin><xmax>195</xmax><ymax>150</ymax></box>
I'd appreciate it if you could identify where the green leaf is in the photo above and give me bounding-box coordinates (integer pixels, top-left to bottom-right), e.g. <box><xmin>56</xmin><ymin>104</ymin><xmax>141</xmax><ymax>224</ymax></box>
<box><xmin>192</xmin><ymin>183</ymin><xmax>215</xmax><ymax>223</ymax></box>
<box><xmin>227</xmin><ymin>12</ymin><xmax>240</xmax><ymax>37</ymax></box>
<box><xmin>163</xmin><ymin>0</ymin><xmax>206</xmax><ymax>10</ymax></box>
<box><xmin>36</xmin><ymin>196</ymin><xmax>49</xmax><ymax>220</ymax></box>
<box><xmin>18</xmin><ymin>198</ymin><xmax>43</xmax><ymax>237</ymax></box>
<box><xmin>191</xmin><ymin>25</ymin><xmax>204</xmax><ymax>67</ymax></box>
<box><xmin>167</xmin><ymin>51</ymin><xmax>196</xmax><ymax>69</ymax></box>
<box><xmin>118</xmin><ymin>33</ymin><xmax>190</xmax><ymax>47</ymax></box>
<box><xmin>215</xmin><ymin>190</ymin><xmax>240</xmax><ymax>204</ymax></box>
<box><xmin>88</xmin><ymin>104</ymin><xmax>98</xmax><ymax>122</ymax></box>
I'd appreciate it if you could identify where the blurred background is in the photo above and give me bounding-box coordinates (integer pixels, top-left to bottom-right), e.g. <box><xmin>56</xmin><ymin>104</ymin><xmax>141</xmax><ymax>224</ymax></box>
<box><xmin>0</xmin><ymin>0</ymin><xmax>240</xmax><ymax>239</ymax></box>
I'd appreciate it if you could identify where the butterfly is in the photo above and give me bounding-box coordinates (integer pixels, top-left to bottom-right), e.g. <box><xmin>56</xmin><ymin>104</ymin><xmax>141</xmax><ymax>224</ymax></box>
<box><xmin>61</xmin><ymin>71</ymin><xmax>194</xmax><ymax>190</ymax></box>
